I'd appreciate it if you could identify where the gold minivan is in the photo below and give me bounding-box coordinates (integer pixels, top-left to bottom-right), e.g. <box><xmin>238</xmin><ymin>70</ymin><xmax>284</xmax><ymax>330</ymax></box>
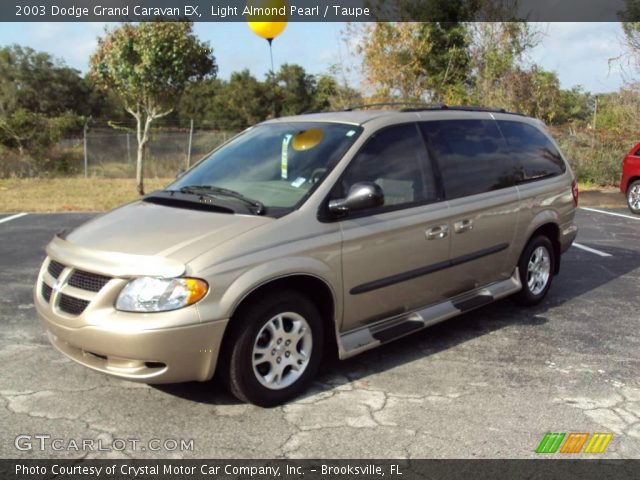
<box><xmin>35</xmin><ymin>106</ymin><xmax>578</xmax><ymax>406</ymax></box>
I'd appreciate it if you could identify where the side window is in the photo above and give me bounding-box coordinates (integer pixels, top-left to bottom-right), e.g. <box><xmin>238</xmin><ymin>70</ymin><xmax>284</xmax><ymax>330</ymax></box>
<box><xmin>420</xmin><ymin>120</ymin><xmax>518</xmax><ymax>200</ymax></box>
<box><xmin>497</xmin><ymin>120</ymin><xmax>566</xmax><ymax>181</ymax></box>
<box><xmin>634</xmin><ymin>148</ymin><xmax>640</xmax><ymax>157</ymax></box>
<box><xmin>339</xmin><ymin>124</ymin><xmax>437</xmax><ymax>209</ymax></box>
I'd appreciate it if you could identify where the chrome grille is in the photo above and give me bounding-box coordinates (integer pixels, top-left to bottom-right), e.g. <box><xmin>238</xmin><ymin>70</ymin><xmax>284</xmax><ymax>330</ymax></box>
<box><xmin>59</xmin><ymin>294</ymin><xmax>90</xmax><ymax>316</ymax></box>
<box><xmin>48</xmin><ymin>260</ymin><xmax>65</xmax><ymax>279</ymax></box>
<box><xmin>68</xmin><ymin>270</ymin><xmax>111</xmax><ymax>293</ymax></box>
<box><xmin>41</xmin><ymin>283</ymin><xmax>52</xmax><ymax>303</ymax></box>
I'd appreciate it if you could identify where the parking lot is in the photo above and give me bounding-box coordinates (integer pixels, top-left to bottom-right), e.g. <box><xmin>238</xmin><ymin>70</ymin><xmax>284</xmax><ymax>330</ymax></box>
<box><xmin>1</xmin><ymin>207</ymin><xmax>639</xmax><ymax>459</ymax></box>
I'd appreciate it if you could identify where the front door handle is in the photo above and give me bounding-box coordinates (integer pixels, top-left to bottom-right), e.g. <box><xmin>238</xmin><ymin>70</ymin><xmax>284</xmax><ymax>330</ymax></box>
<box><xmin>454</xmin><ymin>219</ymin><xmax>473</xmax><ymax>234</ymax></box>
<box><xmin>425</xmin><ymin>224</ymin><xmax>449</xmax><ymax>240</ymax></box>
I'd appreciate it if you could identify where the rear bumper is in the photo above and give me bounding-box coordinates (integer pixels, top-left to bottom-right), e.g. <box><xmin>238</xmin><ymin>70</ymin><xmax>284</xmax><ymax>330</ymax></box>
<box><xmin>37</xmin><ymin>301</ymin><xmax>228</xmax><ymax>383</ymax></box>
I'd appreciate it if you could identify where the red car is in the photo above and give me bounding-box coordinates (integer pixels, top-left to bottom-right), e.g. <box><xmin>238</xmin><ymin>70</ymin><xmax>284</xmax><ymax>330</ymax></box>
<box><xmin>621</xmin><ymin>142</ymin><xmax>640</xmax><ymax>214</ymax></box>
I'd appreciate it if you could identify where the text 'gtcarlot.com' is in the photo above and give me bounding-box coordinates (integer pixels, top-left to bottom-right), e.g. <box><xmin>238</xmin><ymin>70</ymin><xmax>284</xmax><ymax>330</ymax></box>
<box><xmin>14</xmin><ymin>434</ymin><xmax>194</xmax><ymax>452</ymax></box>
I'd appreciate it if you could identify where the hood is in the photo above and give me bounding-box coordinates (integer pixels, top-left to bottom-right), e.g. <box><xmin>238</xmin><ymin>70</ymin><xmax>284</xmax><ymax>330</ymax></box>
<box><xmin>65</xmin><ymin>200</ymin><xmax>272</xmax><ymax>264</ymax></box>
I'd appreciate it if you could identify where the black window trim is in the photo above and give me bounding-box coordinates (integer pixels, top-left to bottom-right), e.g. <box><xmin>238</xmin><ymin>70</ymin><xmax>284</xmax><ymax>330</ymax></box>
<box><xmin>317</xmin><ymin>121</ymin><xmax>445</xmax><ymax>223</ymax></box>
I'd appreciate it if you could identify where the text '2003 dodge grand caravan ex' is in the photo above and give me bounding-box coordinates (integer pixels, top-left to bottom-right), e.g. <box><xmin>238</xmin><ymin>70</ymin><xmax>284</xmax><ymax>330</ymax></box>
<box><xmin>35</xmin><ymin>106</ymin><xmax>578</xmax><ymax>406</ymax></box>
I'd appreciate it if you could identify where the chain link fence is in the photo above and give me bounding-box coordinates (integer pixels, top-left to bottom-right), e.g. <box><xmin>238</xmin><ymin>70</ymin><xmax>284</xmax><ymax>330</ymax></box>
<box><xmin>82</xmin><ymin>127</ymin><xmax>236</xmax><ymax>179</ymax></box>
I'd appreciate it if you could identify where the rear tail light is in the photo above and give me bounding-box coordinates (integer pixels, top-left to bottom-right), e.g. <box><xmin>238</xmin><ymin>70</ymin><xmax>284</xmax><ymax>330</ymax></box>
<box><xmin>571</xmin><ymin>179</ymin><xmax>579</xmax><ymax>206</ymax></box>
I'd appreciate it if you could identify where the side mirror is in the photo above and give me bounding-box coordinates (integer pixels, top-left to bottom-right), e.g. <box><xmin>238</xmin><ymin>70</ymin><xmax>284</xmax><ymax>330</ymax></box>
<box><xmin>328</xmin><ymin>182</ymin><xmax>384</xmax><ymax>216</ymax></box>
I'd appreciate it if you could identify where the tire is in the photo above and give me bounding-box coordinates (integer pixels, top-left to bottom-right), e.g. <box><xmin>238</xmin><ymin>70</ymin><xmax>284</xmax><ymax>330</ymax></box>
<box><xmin>222</xmin><ymin>290</ymin><xmax>324</xmax><ymax>407</ymax></box>
<box><xmin>514</xmin><ymin>235</ymin><xmax>555</xmax><ymax>306</ymax></box>
<box><xmin>627</xmin><ymin>180</ymin><xmax>640</xmax><ymax>215</ymax></box>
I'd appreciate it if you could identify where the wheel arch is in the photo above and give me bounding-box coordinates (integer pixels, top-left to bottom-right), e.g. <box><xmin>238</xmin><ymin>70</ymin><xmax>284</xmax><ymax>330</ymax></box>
<box><xmin>220</xmin><ymin>273</ymin><xmax>339</xmax><ymax>366</ymax></box>
<box><xmin>626</xmin><ymin>176</ymin><xmax>640</xmax><ymax>193</ymax></box>
<box><xmin>525</xmin><ymin>222</ymin><xmax>561</xmax><ymax>275</ymax></box>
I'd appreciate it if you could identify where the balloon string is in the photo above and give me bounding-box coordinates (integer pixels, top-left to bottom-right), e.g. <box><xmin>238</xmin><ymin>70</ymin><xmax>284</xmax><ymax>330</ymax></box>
<box><xmin>268</xmin><ymin>38</ymin><xmax>277</xmax><ymax>118</ymax></box>
<box><xmin>268</xmin><ymin>38</ymin><xmax>274</xmax><ymax>74</ymax></box>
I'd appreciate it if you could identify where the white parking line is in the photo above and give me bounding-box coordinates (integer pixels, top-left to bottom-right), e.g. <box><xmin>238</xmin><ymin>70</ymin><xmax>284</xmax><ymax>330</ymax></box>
<box><xmin>573</xmin><ymin>242</ymin><xmax>612</xmax><ymax>257</ymax></box>
<box><xmin>0</xmin><ymin>212</ymin><xmax>28</xmax><ymax>225</ymax></box>
<box><xmin>580</xmin><ymin>207</ymin><xmax>640</xmax><ymax>221</ymax></box>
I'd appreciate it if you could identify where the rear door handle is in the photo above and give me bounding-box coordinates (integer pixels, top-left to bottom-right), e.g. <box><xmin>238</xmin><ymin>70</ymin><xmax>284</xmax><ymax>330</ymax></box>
<box><xmin>454</xmin><ymin>219</ymin><xmax>473</xmax><ymax>234</ymax></box>
<box><xmin>425</xmin><ymin>224</ymin><xmax>449</xmax><ymax>240</ymax></box>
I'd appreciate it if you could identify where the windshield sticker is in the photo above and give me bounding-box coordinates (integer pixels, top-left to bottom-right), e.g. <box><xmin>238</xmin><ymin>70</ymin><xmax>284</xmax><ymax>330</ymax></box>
<box><xmin>291</xmin><ymin>177</ymin><xmax>306</xmax><ymax>188</ymax></box>
<box><xmin>281</xmin><ymin>134</ymin><xmax>293</xmax><ymax>180</ymax></box>
<box><xmin>346</xmin><ymin>130</ymin><xmax>356</xmax><ymax>137</ymax></box>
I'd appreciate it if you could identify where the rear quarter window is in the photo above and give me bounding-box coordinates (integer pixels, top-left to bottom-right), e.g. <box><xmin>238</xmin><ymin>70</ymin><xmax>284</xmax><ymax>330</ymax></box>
<box><xmin>420</xmin><ymin>119</ymin><xmax>519</xmax><ymax>200</ymax></box>
<box><xmin>497</xmin><ymin>120</ymin><xmax>566</xmax><ymax>181</ymax></box>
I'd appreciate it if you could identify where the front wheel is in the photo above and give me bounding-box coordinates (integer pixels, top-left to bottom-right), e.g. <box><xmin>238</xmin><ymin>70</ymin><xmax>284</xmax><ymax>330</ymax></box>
<box><xmin>627</xmin><ymin>180</ymin><xmax>640</xmax><ymax>214</ymax></box>
<box><xmin>514</xmin><ymin>235</ymin><xmax>555</xmax><ymax>306</ymax></box>
<box><xmin>223</xmin><ymin>291</ymin><xmax>324</xmax><ymax>407</ymax></box>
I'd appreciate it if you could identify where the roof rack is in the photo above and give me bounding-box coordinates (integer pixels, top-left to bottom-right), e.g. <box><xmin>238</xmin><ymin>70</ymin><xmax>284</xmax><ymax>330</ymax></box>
<box><xmin>344</xmin><ymin>102</ymin><xmax>445</xmax><ymax>111</ymax></box>
<box><xmin>344</xmin><ymin>102</ymin><xmax>523</xmax><ymax>116</ymax></box>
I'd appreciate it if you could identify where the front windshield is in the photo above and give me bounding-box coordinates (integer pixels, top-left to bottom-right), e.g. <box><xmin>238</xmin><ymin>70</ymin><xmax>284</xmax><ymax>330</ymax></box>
<box><xmin>168</xmin><ymin>122</ymin><xmax>363</xmax><ymax>213</ymax></box>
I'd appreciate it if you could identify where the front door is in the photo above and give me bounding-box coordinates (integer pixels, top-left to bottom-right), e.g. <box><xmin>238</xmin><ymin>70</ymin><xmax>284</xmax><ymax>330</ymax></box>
<box><xmin>334</xmin><ymin>123</ymin><xmax>453</xmax><ymax>332</ymax></box>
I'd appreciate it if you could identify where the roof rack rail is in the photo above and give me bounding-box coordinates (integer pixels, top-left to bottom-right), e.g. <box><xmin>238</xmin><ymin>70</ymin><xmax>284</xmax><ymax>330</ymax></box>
<box><xmin>343</xmin><ymin>102</ymin><xmax>524</xmax><ymax>116</ymax></box>
<box><xmin>400</xmin><ymin>104</ymin><xmax>515</xmax><ymax>114</ymax></box>
<box><xmin>344</xmin><ymin>102</ymin><xmax>445</xmax><ymax>111</ymax></box>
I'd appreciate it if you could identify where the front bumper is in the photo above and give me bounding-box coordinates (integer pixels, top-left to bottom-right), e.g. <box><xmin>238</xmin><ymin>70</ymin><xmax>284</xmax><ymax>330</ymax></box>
<box><xmin>34</xmin><ymin>255</ymin><xmax>228</xmax><ymax>384</ymax></box>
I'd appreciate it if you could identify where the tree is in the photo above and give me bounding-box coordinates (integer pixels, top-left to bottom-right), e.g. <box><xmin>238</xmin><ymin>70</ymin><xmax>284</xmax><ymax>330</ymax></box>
<box><xmin>0</xmin><ymin>45</ymin><xmax>98</xmax><ymax>117</ymax></box>
<box><xmin>468</xmin><ymin>22</ymin><xmax>540</xmax><ymax>108</ymax></box>
<box><xmin>210</xmin><ymin>71</ymin><xmax>271</xmax><ymax>130</ymax></box>
<box><xmin>348</xmin><ymin>21</ymin><xmax>470</xmax><ymax>103</ymax></box>
<box><xmin>273</xmin><ymin>64</ymin><xmax>317</xmax><ymax>116</ymax></box>
<box><xmin>313</xmin><ymin>74</ymin><xmax>362</xmax><ymax>111</ymax></box>
<box><xmin>89</xmin><ymin>21</ymin><xmax>217</xmax><ymax>194</ymax></box>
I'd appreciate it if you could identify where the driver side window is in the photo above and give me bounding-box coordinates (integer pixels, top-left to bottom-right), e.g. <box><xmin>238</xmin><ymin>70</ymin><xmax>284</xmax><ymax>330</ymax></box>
<box><xmin>339</xmin><ymin>123</ymin><xmax>436</xmax><ymax>209</ymax></box>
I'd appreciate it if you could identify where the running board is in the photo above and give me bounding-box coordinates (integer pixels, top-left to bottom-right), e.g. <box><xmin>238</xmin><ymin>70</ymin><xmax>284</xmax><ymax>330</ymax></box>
<box><xmin>338</xmin><ymin>269</ymin><xmax>522</xmax><ymax>359</ymax></box>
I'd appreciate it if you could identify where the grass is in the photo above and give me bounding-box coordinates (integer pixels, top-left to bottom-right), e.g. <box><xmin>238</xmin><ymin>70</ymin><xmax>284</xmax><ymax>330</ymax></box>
<box><xmin>0</xmin><ymin>177</ymin><xmax>172</xmax><ymax>212</ymax></box>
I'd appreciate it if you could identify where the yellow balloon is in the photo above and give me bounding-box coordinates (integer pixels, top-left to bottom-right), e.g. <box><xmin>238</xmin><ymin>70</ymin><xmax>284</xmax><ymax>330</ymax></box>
<box><xmin>248</xmin><ymin>21</ymin><xmax>287</xmax><ymax>40</ymax></box>
<box><xmin>247</xmin><ymin>0</ymin><xmax>288</xmax><ymax>40</ymax></box>
<box><xmin>292</xmin><ymin>129</ymin><xmax>324</xmax><ymax>151</ymax></box>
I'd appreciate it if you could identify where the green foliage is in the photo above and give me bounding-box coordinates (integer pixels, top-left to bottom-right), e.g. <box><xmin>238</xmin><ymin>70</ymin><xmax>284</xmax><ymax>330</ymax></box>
<box><xmin>0</xmin><ymin>45</ymin><xmax>99</xmax><ymax>117</ymax></box>
<box><xmin>212</xmin><ymin>70</ymin><xmax>271</xmax><ymax>130</ymax></box>
<box><xmin>313</xmin><ymin>75</ymin><xmax>362</xmax><ymax>111</ymax></box>
<box><xmin>90</xmin><ymin>22</ymin><xmax>216</xmax><ymax>116</ymax></box>
<box><xmin>175</xmin><ymin>64</ymin><xmax>358</xmax><ymax>130</ymax></box>
<box><xmin>273</xmin><ymin>64</ymin><xmax>317</xmax><ymax>116</ymax></box>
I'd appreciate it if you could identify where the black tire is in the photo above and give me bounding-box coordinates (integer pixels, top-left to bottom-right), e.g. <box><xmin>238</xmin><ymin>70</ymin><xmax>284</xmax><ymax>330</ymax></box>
<box><xmin>222</xmin><ymin>290</ymin><xmax>324</xmax><ymax>407</ymax></box>
<box><xmin>514</xmin><ymin>235</ymin><xmax>555</xmax><ymax>306</ymax></box>
<box><xmin>627</xmin><ymin>180</ymin><xmax>640</xmax><ymax>215</ymax></box>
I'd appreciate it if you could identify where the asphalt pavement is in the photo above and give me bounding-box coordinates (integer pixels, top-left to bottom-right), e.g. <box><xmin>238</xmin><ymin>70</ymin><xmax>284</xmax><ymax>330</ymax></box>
<box><xmin>0</xmin><ymin>208</ymin><xmax>639</xmax><ymax>459</ymax></box>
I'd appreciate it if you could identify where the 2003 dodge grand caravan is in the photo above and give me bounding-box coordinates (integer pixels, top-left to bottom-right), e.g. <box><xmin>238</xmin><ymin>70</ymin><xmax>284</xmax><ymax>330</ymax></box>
<box><xmin>35</xmin><ymin>106</ymin><xmax>578</xmax><ymax>406</ymax></box>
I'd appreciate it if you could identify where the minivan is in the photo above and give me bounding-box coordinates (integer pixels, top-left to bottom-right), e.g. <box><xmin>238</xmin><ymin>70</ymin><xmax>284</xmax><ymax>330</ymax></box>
<box><xmin>35</xmin><ymin>106</ymin><xmax>578</xmax><ymax>406</ymax></box>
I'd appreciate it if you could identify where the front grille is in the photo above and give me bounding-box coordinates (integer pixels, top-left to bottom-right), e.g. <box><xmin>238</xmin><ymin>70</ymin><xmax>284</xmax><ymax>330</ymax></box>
<box><xmin>68</xmin><ymin>270</ymin><xmax>111</xmax><ymax>293</ymax></box>
<box><xmin>41</xmin><ymin>283</ymin><xmax>52</xmax><ymax>303</ymax></box>
<box><xmin>59</xmin><ymin>294</ymin><xmax>90</xmax><ymax>316</ymax></box>
<box><xmin>48</xmin><ymin>260</ymin><xmax>65</xmax><ymax>279</ymax></box>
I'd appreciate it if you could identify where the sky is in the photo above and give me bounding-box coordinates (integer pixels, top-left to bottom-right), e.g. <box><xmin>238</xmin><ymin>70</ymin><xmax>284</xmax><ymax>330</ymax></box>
<box><xmin>0</xmin><ymin>21</ymin><xmax>630</xmax><ymax>94</ymax></box>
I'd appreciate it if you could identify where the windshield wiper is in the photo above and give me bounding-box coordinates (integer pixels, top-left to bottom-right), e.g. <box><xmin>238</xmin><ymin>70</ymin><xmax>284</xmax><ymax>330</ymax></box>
<box><xmin>177</xmin><ymin>185</ymin><xmax>266</xmax><ymax>215</ymax></box>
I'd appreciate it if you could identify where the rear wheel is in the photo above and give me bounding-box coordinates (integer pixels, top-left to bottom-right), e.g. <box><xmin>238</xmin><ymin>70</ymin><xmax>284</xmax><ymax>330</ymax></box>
<box><xmin>514</xmin><ymin>235</ymin><xmax>555</xmax><ymax>306</ymax></box>
<box><xmin>627</xmin><ymin>180</ymin><xmax>640</xmax><ymax>214</ymax></box>
<box><xmin>222</xmin><ymin>291</ymin><xmax>324</xmax><ymax>407</ymax></box>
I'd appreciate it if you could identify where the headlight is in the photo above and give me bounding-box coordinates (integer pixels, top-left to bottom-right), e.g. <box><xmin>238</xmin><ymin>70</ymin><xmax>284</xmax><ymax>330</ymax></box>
<box><xmin>115</xmin><ymin>277</ymin><xmax>208</xmax><ymax>313</ymax></box>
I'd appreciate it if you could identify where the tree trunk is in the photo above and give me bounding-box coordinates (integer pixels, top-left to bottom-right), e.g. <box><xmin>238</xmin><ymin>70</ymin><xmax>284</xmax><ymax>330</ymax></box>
<box><xmin>136</xmin><ymin>140</ymin><xmax>145</xmax><ymax>196</ymax></box>
<box><xmin>128</xmin><ymin>106</ymin><xmax>172</xmax><ymax>196</ymax></box>
<box><xmin>135</xmin><ymin>113</ymin><xmax>153</xmax><ymax>196</ymax></box>
<box><xmin>134</xmin><ymin>113</ymin><xmax>144</xmax><ymax>195</ymax></box>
